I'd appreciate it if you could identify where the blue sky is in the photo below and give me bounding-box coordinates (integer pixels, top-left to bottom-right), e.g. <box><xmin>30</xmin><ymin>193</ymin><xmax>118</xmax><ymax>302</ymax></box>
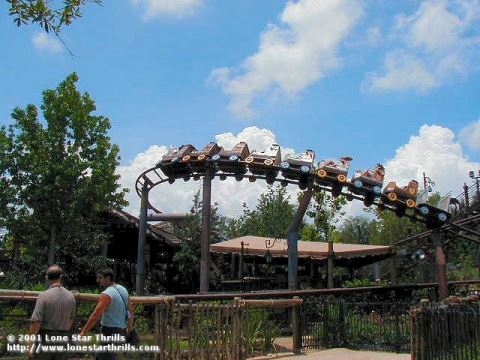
<box><xmin>1</xmin><ymin>0</ymin><xmax>479</xmax><ymax>217</ymax></box>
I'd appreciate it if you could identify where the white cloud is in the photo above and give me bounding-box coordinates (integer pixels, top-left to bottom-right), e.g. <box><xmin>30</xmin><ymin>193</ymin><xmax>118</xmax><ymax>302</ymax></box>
<box><xmin>362</xmin><ymin>50</ymin><xmax>437</xmax><ymax>93</ymax></box>
<box><xmin>363</xmin><ymin>0</ymin><xmax>480</xmax><ymax>92</ymax></box>
<box><xmin>32</xmin><ymin>32</ymin><xmax>62</xmax><ymax>53</ymax></box>
<box><xmin>208</xmin><ymin>0</ymin><xmax>363</xmax><ymax>118</ymax></box>
<box><xmin>118</xmin><ymin>125</ymin><xmax>478</xmax><ymax>227</ymax></box>
<box><xmin>366</xmin><ymin>26</ymin><xmax>382</xmax><ymax>46</ymax></box>
<box><xmin>130</xmin><ymin>0</ymin><xmax>202</xmax><ymax>19</ymax></box>
<box><xmin>118</xmin><ymin>127</ymin><xmax>298</xmax><ymax>218</ymax></box>
<box><xmin>383</xmin><ymin>124</ymin><xmax>480</xmax><ymax>196</ymax></box>
<box><xmin>459</xmin><ymin>119</ymin><xmax>480</xmax><ymax>150</ymax></box>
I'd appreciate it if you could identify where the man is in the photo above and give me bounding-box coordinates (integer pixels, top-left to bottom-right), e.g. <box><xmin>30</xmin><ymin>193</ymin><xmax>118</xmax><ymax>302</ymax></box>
<box><xmin>80</xmin><ymin>268</ymin><xmax>133</xmax><ymax>360</ymax></box>
<box><xmin>29</xmin><ymin>265</ymin><xmax>76</xmax><ymax>360</ymax></box>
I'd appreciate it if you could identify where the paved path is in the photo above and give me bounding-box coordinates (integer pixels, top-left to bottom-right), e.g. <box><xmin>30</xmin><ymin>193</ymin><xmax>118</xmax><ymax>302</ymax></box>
<box><xmin>250</xmin><ymin>348</ymin><xmax>410</xmax><ymax>360</ymax></box>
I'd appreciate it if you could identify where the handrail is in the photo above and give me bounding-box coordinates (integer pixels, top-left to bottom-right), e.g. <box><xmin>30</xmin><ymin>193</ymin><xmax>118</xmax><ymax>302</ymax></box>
<box><xmin>1</xmin><ymin>280</ymin><xmax>478</xmax><ymax>303</ymax></box>
<box><xmin>0</xmin><ymin>289</ymin><xmax>174</xmax><ymax>304</ymax></box>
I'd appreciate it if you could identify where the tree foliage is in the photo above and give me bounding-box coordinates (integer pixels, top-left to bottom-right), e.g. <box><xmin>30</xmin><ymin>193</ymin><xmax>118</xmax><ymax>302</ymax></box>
<box><xmin>0</xmin><ymin>73</ymin><xmax>127</xmax><ymax>284</ymax></box>
<box><xmin>236</xmin><ymin>186</ymin><xmax>296</xmax><ymax>239</ymax></box>
<box><xmin>300</xmin><ymin>192</ymin><xmax>346</xmax><ymax>242</ymax></box>
<box><xmin>171</xmin><ymin>191</ymin><xmax>230</xmax><ymax>292</ymax></box>
<box><xmin>7</xmin><ymin>0</ymin><xmax>101</xmax><ymax>34</ymax></box>
<box><xmin>337</xmin><ymin>216</ymin><xmax>376</xmax><ymax>244</ymax></box>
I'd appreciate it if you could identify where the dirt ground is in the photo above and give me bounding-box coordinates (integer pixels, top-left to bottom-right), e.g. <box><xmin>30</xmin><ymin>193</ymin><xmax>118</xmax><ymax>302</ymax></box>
<box><xmin>250</xmin><ymin>348</ymin><xmax>411</xmax><ymax>360</ymax></box>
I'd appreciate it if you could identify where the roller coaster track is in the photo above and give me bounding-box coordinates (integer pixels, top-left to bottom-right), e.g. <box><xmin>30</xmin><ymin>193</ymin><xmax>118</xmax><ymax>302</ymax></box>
<box><xmin>135</xmin><ymin>163</ymin><xmax>443</xmax><ymax>226</ymax></box>
<box><xmin>393</xmin><ymin>213</ymin><xmax>480</xmax><ymax>247</ymax></box>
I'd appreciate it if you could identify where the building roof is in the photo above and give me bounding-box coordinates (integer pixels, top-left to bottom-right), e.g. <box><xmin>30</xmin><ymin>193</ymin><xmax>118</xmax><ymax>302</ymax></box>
<box><xmin>107</xmin><ymin>208</ymin><xmax>182</xmax><ymax>246</ymax></box>
<box><xmin>210</xmin><ymin>235</ymin><xmax>392</xmax><ymax>260</ymax></box>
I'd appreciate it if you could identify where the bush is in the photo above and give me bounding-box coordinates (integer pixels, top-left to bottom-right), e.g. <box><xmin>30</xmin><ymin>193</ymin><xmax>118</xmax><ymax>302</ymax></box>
<box><xmin>243</xmin><ymin>309</ymin><xmax>280</xmax><ymax>355</ymax></box>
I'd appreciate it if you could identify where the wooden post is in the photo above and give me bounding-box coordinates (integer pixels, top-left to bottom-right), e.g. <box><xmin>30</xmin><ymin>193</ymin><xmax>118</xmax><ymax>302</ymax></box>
<box><xmin>238</xmin><ymin>241</ymin><xmax>245</xmax><ymax>280</ymax></box>
<box><xmin>390</xmin><ymin>245</ymin><xmax>397</xmax><ymax>285</ymax></box>
<box><xmin>419</xmin><ymin>299</ymin><xmax>429</xmax><ymax>360</ymax></box>
<box><xmin>292</xmin><ymin>296</ymin><xmax>302</xmax><ymax>354</ymax></box>
<box><xmin>230</xmin><ymin>253</ymin><xmax>236</xmax><ymax>279</ymax></box>
<box><xmin>154</xmin><ymin>304</ymin><xmax>161</xmax><ymax>360</ymax></box>
<box><xmin>233</xmin><ymin>297</ymin><xmax>243</xmax><ymax>358</ymax></box>
<box><xmin>327</xmin><ymin>240</ymin><xmax>334</xmax><ymax>289</ymax></box>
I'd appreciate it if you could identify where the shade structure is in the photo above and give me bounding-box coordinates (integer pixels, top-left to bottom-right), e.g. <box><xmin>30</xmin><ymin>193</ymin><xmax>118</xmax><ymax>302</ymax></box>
<box><xmin>210</xmin><ymin>235</ymin><xmax>392</xmax><ymax>261</ymax></box>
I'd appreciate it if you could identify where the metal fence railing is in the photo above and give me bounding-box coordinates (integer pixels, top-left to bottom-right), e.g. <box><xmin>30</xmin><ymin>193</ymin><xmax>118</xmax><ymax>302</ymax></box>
<box><xmin>411</xmin><ymin>297</ymin><xmax>480</xmax><ymax>360</ymax></box>
<box><xmin>452</xmin><ymin>182</ymin><xmax>480</xmax><ymax>217</ymax></box>
<box><xmin>301</xmin><ymin>297</ymin><xmax>414</xmax><ymax>353</ymax></box>
<box><xmin>3</xmin><ymin>283</ymin><xmax>480</xmax><ymax>359</ymax></box>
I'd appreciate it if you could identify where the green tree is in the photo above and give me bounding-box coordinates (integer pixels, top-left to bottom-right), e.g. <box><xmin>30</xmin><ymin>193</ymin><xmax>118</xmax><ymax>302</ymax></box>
<box><xmin>300</xmin><ymin>191</ymin><xmax>346</xmax><ymax>242</ymax></box>
<box><xmin>170</xmin><ymin>191</ymin><xmax>231</xmax><ymax>292</ymax></box>
<box><xmin>0</xmin><ymin>73</ymin><xmax>127</xmax><ymax>284</ymax></box>
<box><xmin>0</xmin><ymin>130</ymin><xmax>14</xmax><ymax>235</ymax></box>
<box><xmin>337</xmin><ymin>216</ymin><xmax>375</xmax><ymax>244</ymax></box>
<box><xmin>7</xmin><ymin>0</ymin><xmax>101</xmax><ymax>34</ymax></box>
<box><xmin>368</xmin><ymin>210</ymin><xmax>424</xmax><ymax>246</ymax></box>
<box><xmin>236</xmin><ymin>185</ymin><xmax>296</xmax><ymax>239</ymax></box>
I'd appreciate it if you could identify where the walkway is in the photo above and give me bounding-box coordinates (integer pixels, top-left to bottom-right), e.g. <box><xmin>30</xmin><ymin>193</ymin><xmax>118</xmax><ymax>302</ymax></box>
<box><xmin>251</xmin><ymin>348</ymin><xmax>410</xmax><ymax>360</ymax></box>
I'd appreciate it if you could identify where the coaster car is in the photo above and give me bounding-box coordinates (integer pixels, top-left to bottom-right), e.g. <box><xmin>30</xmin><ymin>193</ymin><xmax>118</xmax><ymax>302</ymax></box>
<box><xmin>280</xmin><ymin>150</ymin><xmax>315</xmax><ymax>189</ymax></box>
<box><xmin>382</xmin><ymin>180</ymin><xmax>418</xmax><ymax>209</ymax></box>
<box><xmin>181</xmin><ymin>142</ymin><xmax>222</xmax><ymax>175</ymax></box>
<box><xmin>245</xmin><ymin>144</ymin><xmax>281</xmax><ymax>184</ymax></box>
<box><xmin>211</xmin><ymin>142</ymin><xmax>250</xmax><ymax>180</ymax></box>
<box><xmin>316</xmin><ymin>156</ymin><xmax>352</xmax><ymax>197</ymax></box>
<box><xmin>349</xmin><ymin>163</ymin><xmax>385</xmax><ymax>206</ymax></box>
<box><xmin>156</xmin><ymin>144</ymin><xmax>196</xmax><ymax>182</ymax></box>
<box><xmin>416</xmin><ymin>190</ymin><xmax>451</xmax><ymax>228</ymax></box>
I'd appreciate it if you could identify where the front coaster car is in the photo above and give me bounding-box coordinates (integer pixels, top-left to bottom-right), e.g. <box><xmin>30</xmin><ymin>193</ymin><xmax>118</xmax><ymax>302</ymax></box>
<box><xmin>280</xmin><ymin>150</ymin><xmax>315</xmax><ymax>190</ymax></box>
<box><xmin>245</xmin><ymin>144</ymin><xmax>282</xmax><ymax>184</ymax></box>
<box><xmin>316</xmin><ymin>156</ymin><xmax>352</xmax><ymax>197</ymax></box>
<box><xmin>416</xmin><ymin>190</ymin><xmax>452</xmax><ymax>228</ymax></box>
<box><xmin>211</xmin><ymin>141</ymin><xmax>250</xmax><ymax>181</ymax></box>
<box><xmin>156</xmin><ymin>144</ymin><xmax>196</xmax><ymax>183</ymax></box>
<box><xmin>382</xmin><ymin>180</ymin><xmax>419</xmax><ymax>216</ymax></box>
<box><xmin>349</xmin><ymin>163</ymin><xmax>385</xmax><ymax>207</ymax></box>
<box><xmin>181</xmin><ymin>142</ymin><xmax>222</xmax><ymax>178</ymax></box>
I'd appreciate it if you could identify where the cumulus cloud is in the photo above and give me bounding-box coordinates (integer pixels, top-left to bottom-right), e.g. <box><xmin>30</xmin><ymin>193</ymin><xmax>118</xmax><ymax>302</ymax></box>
<box><xmin>32</xmin><ymin>32</ymin><xmax>62</xmax><ymax>53</ymax></box>
<box><xmin>363</xmin><ymin>0</ymin><xmax>480</xmax><ymax>92</ymax></box>
<box><xmin>459</xmin><ymin>119</ymin><xmax>480</xmax><ymax>151</ymax></box>
<box><xmin>117</xmin><ymin>124</ymin><xmax>478</xmax><ymax>227</ymax></box>
<box><xmin>130</xmin><ymin>0</ymin><xmax>202</xmax><ymax>20</ymax></box>
<box><xmin>117</xmin><ymin>127</ymin><xmax>297</xmax><ymax>218</ymax></box>
<box><xmin>383</xmin><ymin>124</ymin><xmax>480</xmax><ymax>196</ymax></box>
<box><xmin>208</xmin><ymin>0</ymin><xmax>363</xmax><ymax>118</ymax></box>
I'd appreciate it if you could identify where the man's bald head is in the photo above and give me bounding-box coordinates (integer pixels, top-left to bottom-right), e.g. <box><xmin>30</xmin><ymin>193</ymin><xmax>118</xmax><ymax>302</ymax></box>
<box><xmin>46</xmin><ymin>265</ymin><xmax>63</xmax><ymax>281</ymax></box>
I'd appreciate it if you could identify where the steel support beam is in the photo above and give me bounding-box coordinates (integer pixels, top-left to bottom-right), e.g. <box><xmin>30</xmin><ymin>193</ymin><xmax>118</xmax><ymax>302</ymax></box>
<box><xmin>288</xmin><ymin>188</ymin><xmax>314</xmax><ymax>290</ymax></box>
<box><xmin>136</xmin><ymin>181</ymin><xmax>149</xmax><ymax>295</ymax></box>
<box><xmin>432</xmin><ymin>230</ymin><xmax>448</xmax><ymax>299</ymax></box>
<box><xmin>200</xmin><ymin>174</ymin><xmax>212</xmax><ymax>293</ymax></box>
<box><xmin>146</xmin><ymin>213</ymin><xmax>189</xmax><ymax>222</ymax></box>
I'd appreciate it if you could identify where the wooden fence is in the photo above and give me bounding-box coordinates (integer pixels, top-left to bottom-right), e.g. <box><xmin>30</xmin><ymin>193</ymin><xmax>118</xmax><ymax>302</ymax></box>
<box><xmin>0</xmin><ymin>291</ymin><xmax>305</xmax><ymax>359</ymax></box>
<box><xmin>411</xmin><ymin>296</ymin><xmax>480</xmax><ymax>360</ymax></box>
